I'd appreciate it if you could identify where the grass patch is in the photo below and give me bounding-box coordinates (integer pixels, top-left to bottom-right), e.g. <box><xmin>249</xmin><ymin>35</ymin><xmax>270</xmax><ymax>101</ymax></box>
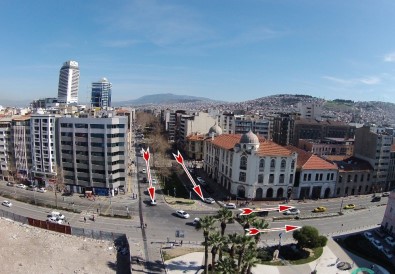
<box><xmin>162</xmin><ymin>246</ymin><xmax>204</xmax><ymax>261</ymax></box>
<box><xmin>337</xmin><ymin>234</ymin><xmax>395</xmax><ymax>272</ymax></box>
<box><xmin>258</xmin><ymin>245</ymin><xmax>323</xmax><ymax>265</ymax></box>
<box><xmin>290</xmin><ymin>247</ymin><xmax>323</xmax><ymax>265</ymax></box>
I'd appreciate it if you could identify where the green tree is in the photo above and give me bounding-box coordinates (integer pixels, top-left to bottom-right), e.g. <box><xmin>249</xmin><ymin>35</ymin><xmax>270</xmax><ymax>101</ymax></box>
<box><xmin>215</xmin><ymin>207</ymin><xmax>233</xmax><ymax>259</ymax></box>
<box><xmin>239</xmin><ymin>213</ymin><xmax>256</xmax><ymax>231</ymax></box>
<box><xmin>293</xmin><ymin>225</ymin><xmax>328</xmax><ymax>249</ymax></box>
<box><xmin>227</xmin><ymin>233</ymin><xmax>240</xmax><ymax>260</ymax></box>
<box><xmin>196</xmin><ymin>215</ymin><xmax>217</xmax><ymax>273</ymax></box>
<box><xmin>207</xmin><ymin>231</ymin><xmax>227</xmax><ymax>274</ymax></box>
<box><xmin>237</xmin><ymin>235</ymin><xmax>255</xmax><ymax>273</ymax></box>
<box><xmin>216</xmin><ymin>257</ymin><xmax>237</xmax><ymax>274</ymax></box>
<box><xmin>241</xmin><ymin>248</ymin><xmax>259</xmax><ymax>274</ymax></box>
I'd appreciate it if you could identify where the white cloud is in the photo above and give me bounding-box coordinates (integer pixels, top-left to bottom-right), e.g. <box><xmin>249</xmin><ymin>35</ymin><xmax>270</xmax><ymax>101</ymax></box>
<box><xmin>323</xmin><ymin>75</ymin><xmax>381</xmax><ymax>86</ymax></box>
<box><xmin>384</xmin><ymin>52</ymin><xmax>395</xmax><ymax>62</ymax></box>
<box><xmin>359</xmin><ymin>76</ymin><xmax>381</xmax><ymax>85</ymax></box>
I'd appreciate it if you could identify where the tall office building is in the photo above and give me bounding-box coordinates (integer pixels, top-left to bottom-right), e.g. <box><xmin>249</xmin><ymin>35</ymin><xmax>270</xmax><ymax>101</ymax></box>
<box><xmin>57</xmin><ymin>60</ymin><xmax>80</xmax><ymax>104</ymax></box>
<box><xmin>91</xmin><ymin>78</ymin><xmax>112</xmax><ymax>108</ymax></box>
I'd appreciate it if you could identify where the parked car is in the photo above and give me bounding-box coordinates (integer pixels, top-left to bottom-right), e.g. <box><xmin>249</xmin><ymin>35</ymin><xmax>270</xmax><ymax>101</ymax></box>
<box><xmin>175</xmin><ymin>210</ymin><xmax>190</xmax><ymax>219</ymax></box>
<box><xmin>152</xmin><ymin>179</ymin><xmax>157</xmax><ymax>184</ymax></box>
<box><xmin>204</xmin><ymin>198</ymin><xmax>215</xmax><ymax>204</ymax></box>
<box><xmin>313</xmin><ymin>206</ymin><xmax>326</xmax><ymax>213</ymax></box>
<box><xmin>142</xmin><ymin>177</ymin><xmax>147</xmax><ymax>183</ymax></box>
<box><xmin>6</xmin><ymin>182</ymin><xmax>14</xmax><ymax>187</ymax></box>
<box><xmin>193</xmin><ymin>217</ymin><xmax>200</xmax><ymax>226</ymax></box>
<box><xmin>385</xmin><ymin>236</ymin><xmax>395</xmax><ymax>247</ymax></box>
<box><xmin>372</xmin><ymin>196</ymin><xmax>381</xmax><ymax>202</ymax></box>
<box><xmin>283</xmin><ymin>208</ymin><xmax>300</xmax><ymax>215</ymax></box>
<box><xmin>196</xmin><ymin>177</ymin><xmax>206</xmax><ymax>185</ymax></box>
<box><xmin>47</xmin><ymin>217</ymin><xmax>63</xmax><ymax>224</ymax></box>
<box><xmin>141</xmin><ymin>169</ymin><xmax>147</xmax><ymax>174</ymax></box>
<box><xmin>364</xmin><ymin>232</ymin><xmax>374</xmax><ymax>241</ymax></box>
<box><xmin>343</xmin><ymin>204</ymin><xmax>355</xmax><ymax>210</ymax></box>
<box><xmin>37</xmin><ymin>187</ymin><xmax>47</xmax><ymax>193</ymax></box>
<box><xmin>382</xmin><ymin>248</ymin><xmax>393</xmax><ymax>259</ymax></box>
<box><xmin>372</xmin><ymin>239</ymin><xmax>383</xmax><ymax>250</ymax></box>
<box><xmin>2</xmin><ymin>200</ymin><xmax>12</xmax><ymax>207</ymax></box>
<box><xmin>382</xmin><ymin>192</ymin><xmax>390</xmax><ymax>197</ymax></box>
<box><xmin>51</xmin><ymin>211</ymin><xmax>65</xmax><ymax>220</ymax></box>
<box><xmin>27</xmin><ymin>185</ymin><xmax>37</xmax><ymax>191</ymax></box>
<box><xmin>16</xmin><ymin>184</ymin><xmax>27</xmax><ymax>189</ymax></box>
<box><xmin>224</xmin><ymin>203</ymin><xmax>237</xmax><ymax>209</ymax></box>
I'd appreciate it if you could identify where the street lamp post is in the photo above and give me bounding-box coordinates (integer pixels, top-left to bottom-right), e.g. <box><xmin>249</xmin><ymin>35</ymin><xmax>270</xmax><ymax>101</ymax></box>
<box><xmin>339</xmin><ymin>197</ymin><xmax>344</xmax><ymax>214</ymax></box>
<box><xmin>173</xmin><ymin>187</ymin><xmax>176</xmax><ymax>197</ymax></box>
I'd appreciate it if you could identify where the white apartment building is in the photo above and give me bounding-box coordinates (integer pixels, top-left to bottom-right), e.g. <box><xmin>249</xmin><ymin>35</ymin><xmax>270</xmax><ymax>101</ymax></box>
<box><xmin>30</xmin><ymin>114</ymin><xmax>58</xmax><ymax>184</ymax></box>
<box><xmin>204</xmin><ymin>130</ymin><xmax>297</xmax><ymax>199</ymax></box>
<box><xmin>0</xmin><ymin>117</ymin><xmax>12</xmax><ymax>181</ymax></box>
<box><xmin>58</xmin><ymin>116</ymin><xmax>128</xmax><ymax>196</ymax></box>
<box><xmin>217</xmin><ymin>113</ymin><xmax>270</xmax><ymax>139</ymax></box>
<box><xmin>178</xmin><ymin>112</ymin><xmax>217</xmax><ymax>144</ymax></box>
<box><xmin>12</xmin><ymin>115</ymin><xmax>32</xmax><ymax>180</ymax></box>
<box><xmin>297</xmin><ymin>101</ymin><xmax>322</xmax><ymax>120</ymax></box>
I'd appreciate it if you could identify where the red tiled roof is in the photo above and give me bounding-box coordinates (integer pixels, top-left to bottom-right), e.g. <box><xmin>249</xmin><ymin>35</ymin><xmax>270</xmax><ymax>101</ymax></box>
<box><xmin>323</xmin><ymin>155</ymin><xmax>349</xmax><ymax>161</ymax></box>
<box><xmin>186</xmin><ymin>134</ymin><xmax>205</xmax><ymax>141</ymax></box>
<box><xmin>331</xmin><ymin>157</ymin><xmax>373</xmax><ymax>171</ymax></box>
<box><xmin>286</xmin><ymin>145</ymin><xmax>337</xmax><ymax>170</ymax></box>
<box><xmin>209</xmin><ymin>134</ymin><xmax>242</xmax><ymax>150</ymax></box>
<box><xmin>256</xmin><ymin>141</ymin><xmax>293</xmax><ymax>156</ymax></box>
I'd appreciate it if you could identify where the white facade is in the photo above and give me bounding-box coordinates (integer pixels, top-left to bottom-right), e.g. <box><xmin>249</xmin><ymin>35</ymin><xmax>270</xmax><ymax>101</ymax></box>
<box><xmin>57</xmin><ymin>60</ymin><xmax>80</xmax><ymax>104</ymax></box>
<box><xmin>204</xmin><ymin>131</ymin><xmax>297</xmax><ymax>199</ymax></box>
<box><xmin>297</xmin><ymin>168</ymin><xmax>337</xmax><ymax>199</ymax></box>
<box><xmin>179</xmin><ymin>112</ymin><xmax>217</xmax><ymax>141</ymax></box>
<box><xmin>12</xmin><ymin>116</ymin><xmax>32</xmax><ymax>179</ymax></box>
<box><xmin>0</xmin><ymin>118</ymin><xmax>12</xmax><ymax>180</ymax></box>
<box><xmin>30</xmin><ymin>114</ymin><xmax>58</xmax><ymax>180</ymax></box>
<box><xmin>297</xmin><ymin>101</ymin><xmax>322</xmax><ymax>120</ymax></box>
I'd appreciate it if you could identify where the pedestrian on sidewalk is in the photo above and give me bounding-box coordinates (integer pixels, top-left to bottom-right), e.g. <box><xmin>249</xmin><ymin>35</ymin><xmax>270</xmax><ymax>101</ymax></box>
<box><xmin>92</xmin><ymin>215</ymin><xmax>95</xmax><ymax>222</ymax></box>
<box><xmin>97</xmin><ymin>208</ymin><xmax>99</xmax><ymax>213</ymax></box>
<box><xmin>84</xmin><ymin>217</ymin><xmax>86</xmax><ymax>223</ymax></box>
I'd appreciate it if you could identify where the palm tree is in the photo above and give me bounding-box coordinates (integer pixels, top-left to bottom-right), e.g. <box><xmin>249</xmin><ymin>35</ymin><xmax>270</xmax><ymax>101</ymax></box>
<box><xmin>196</xmin><ymin>215</ymin><xmax>217</xmax><ymax>273</ymax></box>
<box><xmin>207</xmin><ymin>231</ymin><xmax>226</xmax><ymax>274</ymax></box>
<box><xmin>251</xmin><ymin>218</ymin><xmax>269</xmax><ymax>244</ymax></box>
<box><xmin>237</xmin><ymin>235</ymin><xmax>255</xmax><ymax>273</ymax></box>
<box><xmin>216</xmin><ymin>257</ymin><xmax>237</xmax><ymax>274</ymax></box>
<box><xmin>216</xmin><ymin>207</ymin><xmax>233</xmax><ymax>236</ymax></box>
<box><xmin>240</xmin><ymin>213</ymin><xmax>256</xmax><ymax>231</ymax></box>
<box><xmin>227</xmin><ymin>233</ymin><xmax>240</xmax><ymax>260</ymax></box>
<box><xmin>241</xmin><ymin>248</ymin><xmax>260</xmax><ymax>274</ymax></box>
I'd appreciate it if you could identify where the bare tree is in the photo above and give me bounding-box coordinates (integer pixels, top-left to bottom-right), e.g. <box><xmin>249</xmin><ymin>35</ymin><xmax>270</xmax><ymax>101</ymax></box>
<box><xmin>6</xmin><ymin>151</ymin><xmax>17</xmax><ymax>183</ymax></box>
<box><xmin>52</xmin><ymin>165</ymin><xmax>66</xmax><ymax>208</ymax></box>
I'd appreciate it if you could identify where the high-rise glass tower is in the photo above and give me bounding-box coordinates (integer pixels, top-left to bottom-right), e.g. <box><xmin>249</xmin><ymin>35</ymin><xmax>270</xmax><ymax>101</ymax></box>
<box><xmin>57</xmin><ymin>60</ymin><xmax>80</xmax><ymax>104</ymax></box>
<box><xmin>91</xmin><ymin>78</ymin><xmax>112</xmax><ymax>108</ymax></box>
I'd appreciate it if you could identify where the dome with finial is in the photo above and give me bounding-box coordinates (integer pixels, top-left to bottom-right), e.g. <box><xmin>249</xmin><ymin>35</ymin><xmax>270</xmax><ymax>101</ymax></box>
<box><xmin>240</xmin><ymin>130</ymin><xmax>259</xmax><ymax>145</ymax></box>
<box><xmin>208</xmin><ymin>123</ymin><xmax>223</xmax><ymax>136</ymax></box>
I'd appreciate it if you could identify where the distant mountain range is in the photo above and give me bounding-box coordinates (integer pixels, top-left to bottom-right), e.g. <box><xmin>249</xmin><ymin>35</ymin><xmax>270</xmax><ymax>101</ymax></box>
<box><xmin>114</xmin><ymin>93</ymin><xmax>222</xmax><ymax>106</ymax></box>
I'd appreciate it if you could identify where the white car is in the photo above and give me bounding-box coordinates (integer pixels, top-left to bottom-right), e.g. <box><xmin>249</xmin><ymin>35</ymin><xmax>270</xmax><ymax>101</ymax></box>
<box><xmin>204</xmin><ymin>198</ymin><xmax>215</xmax><ymax>204</ymax></box>
<box><xmin>141</xmin><ymin>169</ymin><xmax>147</xmax><ymax>174</ymax></box>
<box><xmin>150</xmin><ymin>199</ymin><xmax>157</xmax><ymax>206</ymax></box>
<box><xmin>37</xmin><ymin>187</ymin><xmax>47</xmax><ymax>193</ymax></box>
<box><xmin>51</xmin><ymin>211</ymin><xmax>65</xmax><ymax>220</ymax></box>
<box><xmin>224</xmin><ymin>203</ymin><xmax>236</xmax><ymax>209</ymax></box>
<box><xmin>364</xmin><ymin>232</ymin><xmax>374</xmax><ymax>241</ymax></box>
<box><xmin>16</xmin><ymin>184</ymin><xmax>27</xmax><ymax>189</ymax></box>
<box><xmin>47</xmin><ymin>217</ymin><xmax>63</xmax><ymax>224</ymax></box>
<box><xmin>152</xmin><ymin>179</ymin><xmax>157</xmax><ymax>184</ymax></box>
<box><xmin>176</xmin><ymin>210</ymin><xmax>190</xmax><ymax>219</ymax></box>
<box><xmin>2</xmin><ymin>200</ymin><xmax>12</xmax><ymax>207</ymax></box>
<box><xmin>372</xmin><ymin>239</ymin><xmax>383</xmax><ymax>250</ymax></box>
<box><xmin>193</xmin><ymin>217</ymin><xmax>200</xmax><ymax>226</ymax></box>
<box><xmin>283</xmin><ymin>208</ymin><xmax>300</xmax><ymax>215</ymax></box>
<box><xmin>382</xmin><ymin>248</ymin><xmax>393</xmax><ymax>259</ymax></box>
<box><xmin>385</xmin><ymin>236</ymin><xmax>395</xmax><ymax>247</ymax></box>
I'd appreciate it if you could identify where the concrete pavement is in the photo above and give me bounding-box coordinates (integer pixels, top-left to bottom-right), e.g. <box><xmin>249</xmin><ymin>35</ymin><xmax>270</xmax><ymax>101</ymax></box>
<box><xmin>165</xmin><ymin>238</ymin><xmax>391</xmax><ymax>274</ymax></box>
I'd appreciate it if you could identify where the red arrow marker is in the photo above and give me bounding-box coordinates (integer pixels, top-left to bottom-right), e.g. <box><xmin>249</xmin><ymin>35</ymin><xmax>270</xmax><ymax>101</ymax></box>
<box><xmin>142</xmin><ymin>148</ymin><xmax>155</xmax><ymax>202</ymax></box>
<box><xmin>240</xmin><ymin>205</ymin><xmax>295</xmax><ymax>216</ymax></box>
<box><xmin>245</xmin><ymin>225</ymin><xmax>301</xmax><ymax>236</ymax></box>
<box><xmin>173</xmin><ymin>151</ymin><xmax>204</xmax><ymax>200</ymax></box>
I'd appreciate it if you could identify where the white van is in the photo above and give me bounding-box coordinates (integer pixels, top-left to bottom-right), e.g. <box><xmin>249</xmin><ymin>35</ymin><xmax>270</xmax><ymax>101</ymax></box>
<box><xmin>51</xmin><ymin>211</ymin><xmax>65</xmax><ymax>220</ymax></box>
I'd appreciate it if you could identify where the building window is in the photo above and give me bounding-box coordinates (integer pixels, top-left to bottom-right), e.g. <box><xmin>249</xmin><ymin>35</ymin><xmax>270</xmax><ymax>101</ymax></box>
<box><xmin>289</xmin><ymin>174</ymin><xmax>293</xmax><ymax>184</ymax></box>
<box><xmin>315</xmin><ymin>174</ymin><xmax>319</xmax><ymax>181</ymax></box>
<box><xmin>239</xmin><ymin>172</ymin><xmax>246</xmax><ymax>182</ymax></box>
<box><xmin>291</xmin><ymin>160</ymin><xmax>295</xmax><ymax>169</ymax></box>
<box><xmin>347</xmin><ymin>175</ymin><xmax>351</xmax><ymax>183</ymax></box>
<box><xmin>330</xmin><ymin>173</ymin><xmax>334</xmax><ymax>180</ymax></box>
<box><xmin>354</xmin><ymin>174</ymin><xmax>358</xmax><ymax>183</ymax></box>
<box><xmin>240</xmin><ymin>156</ymin><xmax>247</xmax><ymax>170</ymax></box>
<box><xmin>258</xmin><ymin>174</ymin><xmax>264</xmax><ymax>184</ymax></box>
<box><xmin>269</xmin><ymin>174</ymin><xmax>274</xmax><ymax>184</ymax></box>
<box><xmin>279</xmin><ymin>174</ymin><xmax>285</xmax><ymax>184</ymax></box>
<box><xmin>270</xmin><ymin>159</ymin><xmax>276</xmax><ymax>170</ymax></box>
<box><xmin>280</xmin><ymin>159</ymin><xmax>286</xmax><ymax>170</ymax></box>
<box><xmin>361</xmin><ymin>174</ymin><xmax>364</xmax><ymax>182</ymax></box>
<box><xmin>259</xmin><ymin>159</ymin><xmax>265</xmax><ymax>172</ymax></box>
<box><xmin>303</xmin><ymin>174</ymin><xmax>307</xmax><ymax>181</ymax></box>
<box><xmin>367</xmin><ymin>174</ymin><xmax>370</xmax><ymax>181</ymax></box>
<box><xmin>327</xmin><ymin>173</ymin><xmax>330</xmax><ymax>180</ymax></box>
<box><xmin>308</xmin><ymin>174</ymin><xmax>311</xmax><ymax>181</ymax></box>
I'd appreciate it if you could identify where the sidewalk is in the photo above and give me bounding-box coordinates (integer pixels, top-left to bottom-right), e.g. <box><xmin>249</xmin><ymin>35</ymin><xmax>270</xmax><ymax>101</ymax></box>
<box><xmin>164</xmin><ymin>238</ymin><xmax>391</xmax><ymax>274</ymax></box>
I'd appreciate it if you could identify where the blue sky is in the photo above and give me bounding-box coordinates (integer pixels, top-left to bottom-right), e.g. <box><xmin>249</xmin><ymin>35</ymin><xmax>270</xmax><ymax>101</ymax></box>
<box><xmin>1</xmin><ymin>0</ymin><xmax>395</xmax><ymax>104</ymax></box>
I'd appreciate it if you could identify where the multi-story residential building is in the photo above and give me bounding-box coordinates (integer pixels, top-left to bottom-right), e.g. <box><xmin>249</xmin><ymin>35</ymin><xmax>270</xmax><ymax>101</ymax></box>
<box><xmin>30</xmin><ymin>114</ymin><xmax>58</xmax><ymax>184</ymax></box>
<box><xmin>388</xmin><ymin>145</ymin><xmax>395</xmax><ymax>191</ymax></box>
<box><xmin>286</xmin><ymin>146</ymin><xmax>338</xmax><ymax>199</ymax></box>
<box><xmin>330</xmin><ymin>157</ymin><xmax>373</xmax><ymax>197</ymax></box>
<box><xmin>177</xmin><ymin>112</ymin><xmax>216</xmax><ymax>145</ymax></box>
<box><xmin>57</xmin><ymin>116</ymin><xmax>128</xmax><ymax>196</ymax></box>
<box><xmin>11</xmin><ymin>115</ymin><xmax>32</xmax><ymax>180</ymax></box>
<box><xmin>293</xmin><ymin>118</ymin><xmax>354</xmax><ymax>146</ymax></box>
<box><xmin>272</xmin><ymin>113</ymin><xmax>296</xmax><ymax>146</ymax></box>
<box><xmin>217</xmin><ymin>113</ymin><xmax>270</xmax><ymax>138</ymax></box>
<box><xmin>30</xmin><ymin>98</ymin><xmax>59</xmax><ymax>109</ymax></box>
<box><xmin>0</xmin><ymin>117</ymin><xmax>12</xmax><ymax>181</ymax></box>
<box><xmin>57</xmin><ymin>60</ymin><xmax>80</xmax><ymax>104</ymax></box>
<box><xmin>217</xmin><ymin>112</ymin><xmax>234</xmax><ymax>134</ymax></box>
<box><xmin>297</xmin><ymin>101</ymin><xmax>322</xmax><ymax>120</ymax></box>
<box><xmin>91</xmin><ymin>78</ymin><xmax>112</xmax><ymax>108</ymax></box>
<box><xmin>298</xmin><ymin>137</ymin><xmax>354</xmax><ymax>156</ymax></box>
<box><xmin>354</xmin><ymin>126</ymin><xmax>393</xmax><ymax>192</ymax></box>
<box><xmin>204</xmin><ymin>130</ymin><xmax>297</xmax><ymax>200</ymax></box>
<box><xmin>185</xmin><ymin>134</ymin><xmax>206</xmax><ymax>161</ymax></box>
